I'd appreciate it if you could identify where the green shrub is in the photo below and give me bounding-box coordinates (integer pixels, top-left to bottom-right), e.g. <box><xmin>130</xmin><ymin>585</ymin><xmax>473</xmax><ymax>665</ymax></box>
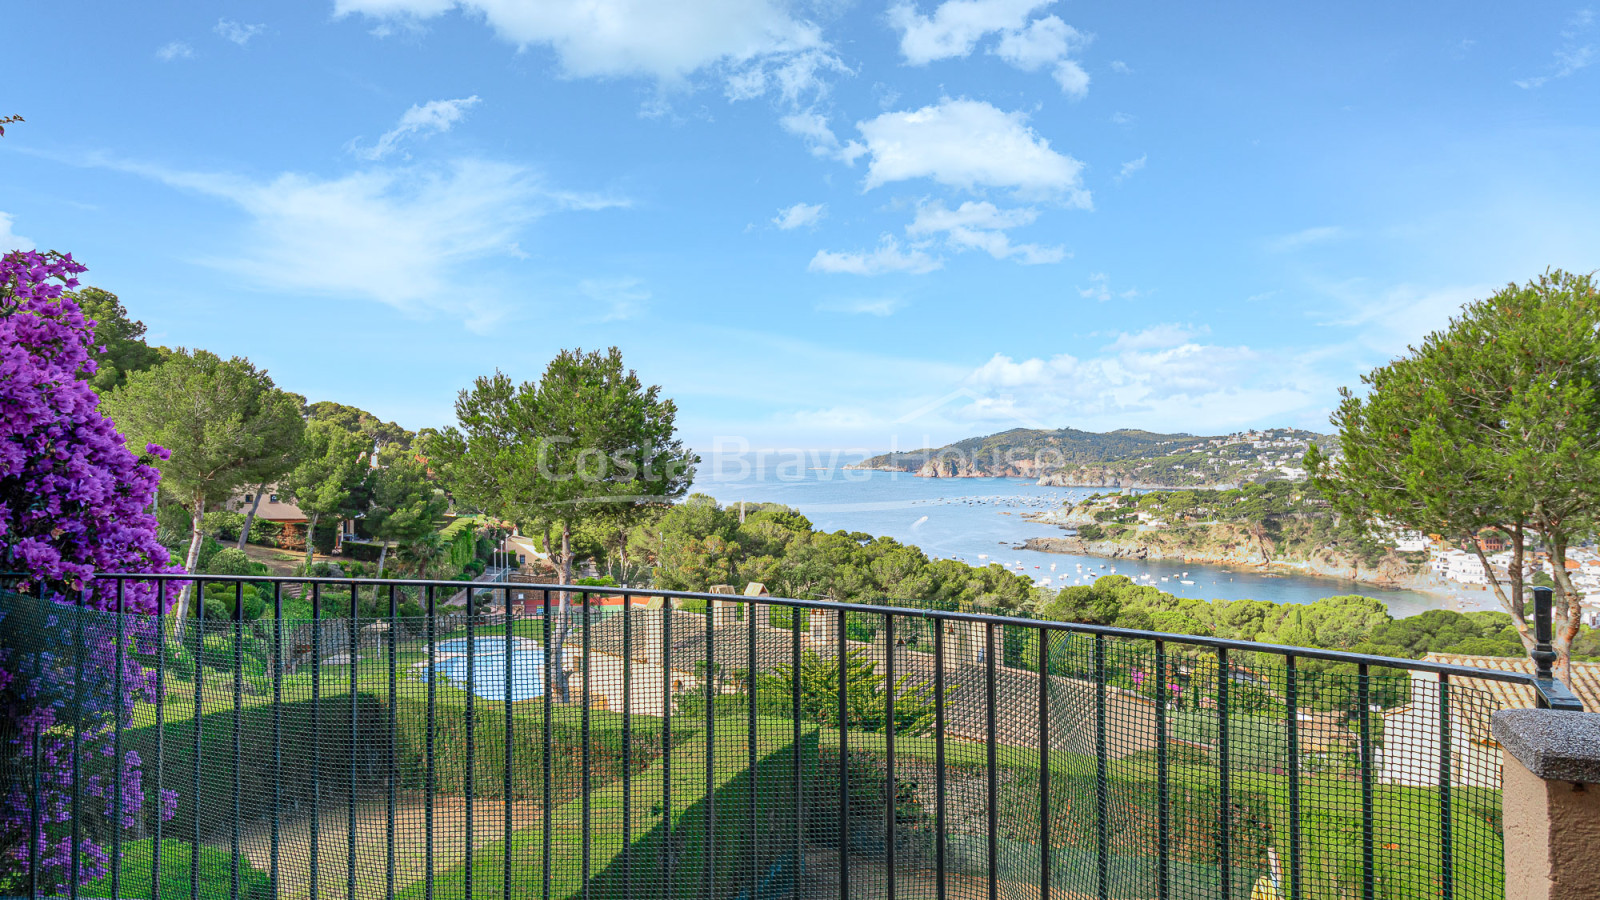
<box><xmin>83</xmin><ymin>839</ymin><xmax>273</xmax><ymax>900</ymax></box>
<box><xmin>204</xmin><ymin>547</ymin><xmax>254</xmax><ymax>577</ymax></box>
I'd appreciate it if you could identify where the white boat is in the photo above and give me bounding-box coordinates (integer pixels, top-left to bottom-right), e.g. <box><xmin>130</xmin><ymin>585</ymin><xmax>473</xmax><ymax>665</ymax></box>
<box><xmin>1181</xmin><ymin>580</ymin><xmax>1195</xmax><ymax>585</ymax></box>
<box><xmin>977</xmin><ymin>554</ymin><xmax>988</xmax><ymax>560</ymax></box>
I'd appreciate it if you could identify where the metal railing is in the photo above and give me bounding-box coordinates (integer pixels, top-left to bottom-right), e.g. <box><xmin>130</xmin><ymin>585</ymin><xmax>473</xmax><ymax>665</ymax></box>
<box><xmin>1</xmin><ymin>573</ymin><xmax>1580</xmax><ymax>900</ymax></box>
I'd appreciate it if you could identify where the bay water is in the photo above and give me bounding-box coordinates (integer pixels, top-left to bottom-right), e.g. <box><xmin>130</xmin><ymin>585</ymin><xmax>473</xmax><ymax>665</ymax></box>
<box><xmin>698</xmin><ymin>463</ymin><xmax>1450</xmax><ymax>618</ymax></box>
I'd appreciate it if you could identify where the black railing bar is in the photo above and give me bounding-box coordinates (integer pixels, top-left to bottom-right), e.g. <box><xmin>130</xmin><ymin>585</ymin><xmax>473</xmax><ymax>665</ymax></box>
<box><xmin>386</xmin><ymin>584</ymin><xmax>399</xmax><ymax>900</ymax></box>
<box><xmin>1095</xmin><ymin>635</ymin><xmax>1109</xmax><ymax>900</ymax></box>
<box><xmin>70</xmin><ymin>572</ymin><xmax>1560</xmax><ymax>685</ymax></box>
<box><xmin>234</xmin><ymin>580</ymin><xmax>246</xmax><ymax>900</ymax></box>
<box><xmin>539</xmin><ymin>588</ymin><xmax>554</xmax><ymax>900</ymax></box>
<box><xmin>512</xmin><ymin>586</ymin><xmax>523</xmax><ymax>900</ymax></box>
<box><xmin>1218</xmin><ymin>645</ymin><xmax>1231</xmax><ymax>900</ymax></box>
<box><xmin>270</xmin><ymin>582</ymin><xmax>282</xmax><ymax>900</ymax></box>
<box><xmin>582</xmin><ymin>591</ymin><xmax>593</xmax><ymax>900</ymax></box>
<box><xmin>662</xmin><ymin>599</ymin><xmax>674</xmax><ymax>893</ymax></box>
<box><xmin>69</xmin><ymin>587</ymin><xmax>83</xmax><ymax>900</ymax></box>
<box><xmin>347</xmin><ymin>581</ymin><xmax>358</xmax><ymax>900</ymax></box>
<box><xmin>1154</xmin><ymin>638</ymin><xmax>1168</xmax><ymax>900</ymax></box>
<box><xmin>423</xmin><ymin>584</ymin><xmax>435</xmax><ymax>900</ymax></box>
<box><xmin>708</xmin><ymin>600</ymin><xmax>719</xmax><ymax>900</ymax></box>
<box><xmin>463</xmin><ymin>585</ymin><xmax>475</xmax><ymax>900</ymax></box>
<box><xmin>837</xmin><ymin>607</ymin><xmax>848</xmax><ymax>900</ymax></box>
<box><xmin>28</xmin><ymin>583</ymin><xmax>42</xmax><ymax>900</ymax></box>
<box><xmin>1359</xmin><ymin>663</ymin><xmax>1375</xmax><ymax>900</ymax></box>
<box><xmin>112</xmin><ymin>579</ymin><xmax>125</xmax><ymax>900</ymax></box>
<box><xmin>747</xmin><ymin>599</ymin><xmax>759</xmax><ymax>898</ymax></box>
<box><xmin>986</xmin><ymin>623</ymin><xmax>999</xmax><ymax>900</ymax></box>
<box><xmin>1439</xmin><ymin>672</ymin><xmax>1454</xmax><ymax>900</ymax></box>
<box><xmin>1287</xmin><ymin>655</ymin><xmax>1302</xmax><ymax>900</ymax></box>
<box><xmin>621</xmin><ymin>588</ymin><xmax>632</xmax><ymax>900</ymax></box>
<box><xmin>153</xmin><ymin>579</ymin><xmax>167</xmax><ymax>900</ymax></box>
<box><xmin>885</xmin><ymin>613</ymin><xmax>898</xmax><ymax>900</ymax></box>
<box><xmin>1037</xmin><ymin>627</ymin><xmax>1051</xmax><ymax>900</ymax></box>
<box><xmin>791</xmin><ymin>605</ymin><xmax>802</xmax><ymax>900</ymax></box>
<box><xmin>934</xmin><ymin>623</ymin><xmax>947</xmax><ymax>900</ymax></box>
<box><xmin>191</xmin><ymin>578</ymin><xmax>204</xmax><ymax>900</ymax></box>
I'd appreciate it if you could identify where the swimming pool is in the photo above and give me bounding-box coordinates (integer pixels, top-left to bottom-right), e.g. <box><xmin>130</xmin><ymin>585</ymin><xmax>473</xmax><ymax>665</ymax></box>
<box><xmin>429</xmin><ymin>645</ymin><xmax>547</xmax><ymax>700</ymax></box>
<box><xmin>436</xmin><ymin>636</ymin><xmax>538</xmax><ymax>655</ymax></box>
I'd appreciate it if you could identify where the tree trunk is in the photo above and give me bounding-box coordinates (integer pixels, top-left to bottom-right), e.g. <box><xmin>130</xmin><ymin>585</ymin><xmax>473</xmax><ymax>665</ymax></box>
<box><xmin>303</xmin><ymin>512</ymin><xmax>321</xmax><ymax>568</ymax></box>
<box><xmin>237</xmin><ymin>484</ymin><xmax>266</xmax><ymax>551</ymax></box>
<box><xmin>172</xmin><ymin>497</ymin><xmax>207</xmax><ymax>636</ymax></box>
<box><xmin>1544</xmin><ymin>526</ymin><xmax>1581</xmax><ymax>685</ymax></box>
<box><xmin>1471</xmin><ymin>529</ymin><xmax>1535</xmax><ymax>652</ymax></box>
<box><xmin>618</xmin><ymin>532</ymin><xmax>629</xmax><ymax>588</ymax></box>
<box><xmin>550</xmin><ymin>524</ymin><xmax>575</xmax><ymax>703</ymax></box>
<box><xmin>376</xmin><ymin>541</ymin><xmax>388</xmax><ymax>579</ymax></box>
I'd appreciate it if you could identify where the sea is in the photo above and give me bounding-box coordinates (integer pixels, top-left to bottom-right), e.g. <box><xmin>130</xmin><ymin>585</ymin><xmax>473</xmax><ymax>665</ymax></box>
<box><xmin>697</xmin><ymin>462</ymin><xmax>1453</xmax><ymax>618</ymax></box>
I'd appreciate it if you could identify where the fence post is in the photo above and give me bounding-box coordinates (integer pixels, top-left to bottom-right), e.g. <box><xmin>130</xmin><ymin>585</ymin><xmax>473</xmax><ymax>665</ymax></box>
<box><xmin>1533</xmin><ymin>586</ymin><xmax>1557</xmax><ymax>708</ymax></box>
<box><xmin>1493</xmin><ymin>709</ymin><xmax>1600</xmax><ymax>899</ymax></box>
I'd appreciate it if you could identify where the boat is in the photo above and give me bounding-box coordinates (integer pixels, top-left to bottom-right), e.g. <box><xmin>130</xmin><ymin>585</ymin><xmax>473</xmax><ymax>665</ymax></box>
<box><xmin>1181</xmin><ymin>580</ymin><xmax>1195</xmax><ymax>585</ymax></box>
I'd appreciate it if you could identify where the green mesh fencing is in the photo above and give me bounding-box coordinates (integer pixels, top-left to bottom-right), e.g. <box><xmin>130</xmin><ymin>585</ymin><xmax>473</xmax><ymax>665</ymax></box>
<box><xmin>2</xmin><ymin>581</ymin><xmax>1518</xmax><ymax>900</ymax></box>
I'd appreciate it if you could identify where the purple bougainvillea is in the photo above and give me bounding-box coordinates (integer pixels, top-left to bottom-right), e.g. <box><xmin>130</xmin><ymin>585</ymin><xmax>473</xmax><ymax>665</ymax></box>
<box><xmin>1</xmin><ymin>249</ymin><xmax>179</xmax><ymax>892</ymax></box>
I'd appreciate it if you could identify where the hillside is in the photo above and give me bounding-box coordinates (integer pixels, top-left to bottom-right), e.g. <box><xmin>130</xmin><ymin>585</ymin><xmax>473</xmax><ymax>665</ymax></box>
<box><xmin>1023</xmin><ymin>482</ymin><xmax>1430</xmax><ymax>588</ymax></box>
<box><xmin>850</xmin><ymin>426</ymin><xmax>1336</xmax><ymax>488</ymax></box>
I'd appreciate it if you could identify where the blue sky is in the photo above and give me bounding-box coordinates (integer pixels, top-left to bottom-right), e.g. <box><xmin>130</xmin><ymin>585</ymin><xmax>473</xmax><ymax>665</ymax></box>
<box><xmin>4</xmin><ymin>1</ymin><xmax>1598</xmax><ymax>455</ymax></box>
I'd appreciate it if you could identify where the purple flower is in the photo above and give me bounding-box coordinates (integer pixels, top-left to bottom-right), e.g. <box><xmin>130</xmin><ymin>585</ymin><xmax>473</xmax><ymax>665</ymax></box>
<box><xmin>0</xmin><ymin>250</ymin><xmax>179</xmax><ymax>894</ymax></box>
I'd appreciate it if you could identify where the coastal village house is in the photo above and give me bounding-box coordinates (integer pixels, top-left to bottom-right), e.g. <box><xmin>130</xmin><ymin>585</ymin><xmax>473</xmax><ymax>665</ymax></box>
<box><xmin>1379</xmin><ymin>653</ymin><xmax>1600</xmax><ymax>789</ymax></box>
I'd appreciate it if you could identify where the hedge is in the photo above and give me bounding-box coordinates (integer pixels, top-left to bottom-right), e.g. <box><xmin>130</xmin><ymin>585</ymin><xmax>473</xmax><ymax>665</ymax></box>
<box><xmin>403</xmin><ymin>718</ymin><xmax>817</xmax><ymax>900</ymax></box>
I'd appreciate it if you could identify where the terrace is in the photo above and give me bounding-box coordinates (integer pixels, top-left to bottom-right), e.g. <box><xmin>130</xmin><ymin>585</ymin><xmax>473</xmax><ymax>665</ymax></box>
<box><xmin>5</xmin><ymin>574</ymin><xmax>1595</xmax><ymax>900</ymax></box>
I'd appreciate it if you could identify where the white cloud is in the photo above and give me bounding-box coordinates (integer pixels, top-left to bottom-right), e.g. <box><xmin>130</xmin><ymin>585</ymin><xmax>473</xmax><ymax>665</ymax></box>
<box><xmin>214</xmin><ymin>19</ymin><xmax>267</xmax><ymax>45</ymax></box>
<box><xmin>992</xmin><ymin>15</ymin><xmax>1077</xmax><ymax>67</ymax></box>
<box><xmin>779</xmin><ymin>112</ymin><xmax>867</xmax><ymax>163</ymax></box>
<box><xmin>108</xmin><ymin>156</ymin><xmax>626</xmax><ymax>326</ymax></box>
<box><xmin>890</xmin><ymin>1</ymin><xmax>1091</xmax><ymax>96</ymax></box>
<box><xmin>1077</xmin><ymin>272</ymin><xmax>1139</xmax><ymax>301</ymax></box>
<box><xmin>1515</xmin><ymin>8</ymin><xmax>1596</xmax><ymax>88</ymax></box>
<box><xmin>0</xmin><ymin>212</ymin><xmax>35</xmax><ymax>252</ymax></box>
<box><xmin>1267</xmin><ymin>225</ymin><xmax>1348</xmax><ymax>252</ymax></box>
<box><xmin>1116</xmin><ymin>154</ymin><xmax>1146</xmax><ymax>182</ymax></box>
<box><xmin>888</xmin><ymin>0</ymin><xmax>1048</xmax><ymax>64</ymax></box>
<box><xmin>992</xmin><ymin>15</ymin><xmax>1090</xmax><ymax>97</ymax></box>
<box><xmin>156</xmin><ymin>41</ymin><xmax>194</xmax><ymax>61</ymax></box>
<box><xmin>906</xmin><ymin>200</ymin><xmax>1064</xmax><ymax>264</ymax></box>
<box><xmin>1049</xmin><ymin>58</ymin><xmax>1090</xmax><ymax>97</ymax></box>
<box><xmin>581</xmin><ymin>277</ymin><xmax>650</xmax><ymax>321</ymax></box>
<box><xmin>855</xmin><ymin>98</ymin><xmax>1090</xmax><ymax>204</ymax></box>
<box><xmin>335</xmin><ymin>0</ymin><xmax>838</xmax><ymax>102</ymax></box>
<box><xmin>959</xmin><ymin>328</ymin><xmax>1316</xmax><ymax>431</ymax></box>
<box><xmin>815</xmin><ymin>296</ymin><xmax>907</xmax><ymax>316</ymax></box>
<box><xmin>1109</xmin><ymin>59</ymin><xmax>1131</xmax><ymax>73</ymax></box>
<box><xmin>809</xmin><ymin>237</ymin><xmax>942</xmax><ymax>275</ymax></box>
<box><xmin>1318</xmin><ymin>282</ymin><xmax>1490</xmax><ymax>357</ymax></box>
<box><xmin>1105</xmin><ymin>322</ymin><xmax>1208</xmax><ymax>351</ymax></box>
<box><xmin>1110</xmin><ymin>111</ymin><xmax>1135</xmax><ymax>125</ymax></box>
<box><xmin>355</xmin><ymin>96</ymin><xmax>482</xmax><ymax>160</ymax></box>
<box><xmin>772</xmin><ymin>201</ymin><xmax>827</xmax><ymax>229</ymax></box>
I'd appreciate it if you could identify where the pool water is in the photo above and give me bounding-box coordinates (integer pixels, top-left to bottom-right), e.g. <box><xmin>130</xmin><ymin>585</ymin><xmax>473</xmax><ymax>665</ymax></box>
<box><xmin>429</xmin><ymin>645</ymin><xmax>547</xmax><ymax>700</ymax></box>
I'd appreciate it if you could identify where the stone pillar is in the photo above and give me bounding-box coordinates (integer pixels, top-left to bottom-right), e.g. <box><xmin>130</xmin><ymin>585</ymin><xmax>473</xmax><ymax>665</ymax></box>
<box><xmin>1493</xmin><ymin>709</ymin><xmax>1600</xmax><ymax>900</ymax></box>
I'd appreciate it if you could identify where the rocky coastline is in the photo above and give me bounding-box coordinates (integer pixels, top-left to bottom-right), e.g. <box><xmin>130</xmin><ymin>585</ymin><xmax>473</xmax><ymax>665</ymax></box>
<box><xmin>1020</xmin><ymin>533</ymin><xmax>1456</xmax><ymax>594</ymax></box>
<box><xmin>844</xmin><ymin>460</ymin><xmax>1234</xmax><ymax>490</ymax></box>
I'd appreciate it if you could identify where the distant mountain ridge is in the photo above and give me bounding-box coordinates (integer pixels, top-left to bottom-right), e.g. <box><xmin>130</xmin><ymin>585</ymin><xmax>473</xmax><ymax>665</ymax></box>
<box><xmin>849</xmin><ymin>426</ymin><xmax>1336</xmax><ymax>488</ymax></box>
